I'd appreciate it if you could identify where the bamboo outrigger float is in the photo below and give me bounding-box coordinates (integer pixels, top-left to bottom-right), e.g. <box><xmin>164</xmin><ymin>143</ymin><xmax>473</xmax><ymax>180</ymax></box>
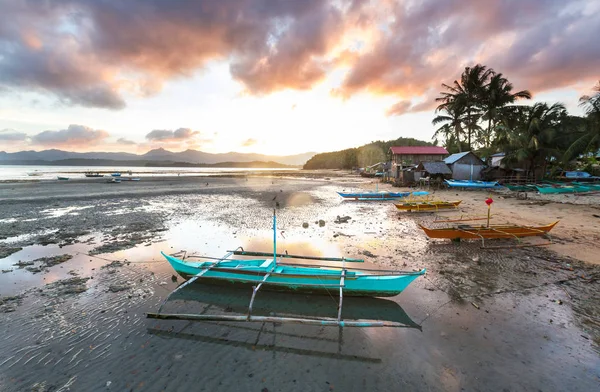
<box><xmin>147</xmin><ymin>210</ymin><xmax>425</xmax><ymax>327</ymax></box>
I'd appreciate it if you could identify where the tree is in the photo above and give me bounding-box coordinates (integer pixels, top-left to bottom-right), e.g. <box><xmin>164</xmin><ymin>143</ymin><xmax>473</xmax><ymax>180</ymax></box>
<box><xmin>435</xmin><ymin>64</ymin><xmax>493</xmax><ymax>150</ymax></box>
<box><xmin>564</xmin><ymin>81</ymin><xmax>600</xmax><ymax>161</ymax></box>
<box><xmin>497</xmin><ymin>103</ymin><xmax>567</xmax><ymax>180</ymax></box>
<box><xmin>432</xmin><ymin>101</ymin><xmax>466</xmax><ymax>152</ymax></box>
<box><xmin>479</xmin><ymin>73</ymin><xmax>531</xmax><ymax>149</ymax></box>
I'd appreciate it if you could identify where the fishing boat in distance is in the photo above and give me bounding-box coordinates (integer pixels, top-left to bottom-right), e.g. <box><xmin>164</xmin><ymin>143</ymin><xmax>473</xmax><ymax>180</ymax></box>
<box><xmin>57</xmin><ymin>176</ymin><xmax>69</xmax><ymax>181</ymax></box>
<box><xmin>395</xmin><ymin>200</ymin><xmax>461</xmax><ymax>212</ymax></box>
<box><xmin>110</xmin><ymin>172</ymin><xmax>121</xmax><ymax>177</ymax></box>
<box><xmin>147</xmin><ymin>210</ymin><xmax>426</xmax><ymax>327</ymax></box>
<box><xmin>106</xmin><ymin>178</ymin><xmax>121</xmax><ymax>183</ymax></box>
<box><xmin>84</xmin><ymin>171</ymin><xmax>103</xmax><ymax>177</ymax></box>
<box><xmin>338</xmin><ymin>191</ymin><xmax>428</xmax><ymax>201</ymax></box>
<box><xmin>445</xmin><ymin>179</ymin><xmax>502</xmax><ymax>189</ymax></box>
<box><xmin>27</xmin><ymin>170</ymin><xmax>42</xmax><ymax>177</ymax></box>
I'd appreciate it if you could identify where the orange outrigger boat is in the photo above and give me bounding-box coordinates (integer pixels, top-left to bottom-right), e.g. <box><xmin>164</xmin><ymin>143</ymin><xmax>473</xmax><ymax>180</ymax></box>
<box><xmin>419</xmin><ymin>221</ymin><xmax>559</xmax><ymax>246</ymax></box>
<box><xmin>395</xmin><ymin>200</ymin><xmax>462</xmax><ymax>212</ymax></box>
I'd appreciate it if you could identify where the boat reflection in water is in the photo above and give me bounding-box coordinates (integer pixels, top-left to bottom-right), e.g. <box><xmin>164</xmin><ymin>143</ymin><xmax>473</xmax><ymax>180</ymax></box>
<box><xmin>147</xmin><ymin>283</ymin><xmax>421</xmax><ymax>363</ymax></box>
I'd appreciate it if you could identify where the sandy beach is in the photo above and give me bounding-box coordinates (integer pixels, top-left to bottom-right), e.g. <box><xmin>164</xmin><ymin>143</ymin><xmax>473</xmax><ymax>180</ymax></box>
<box><xmin>0</xmin><ymin>174</ymin><xmax>599</xmax><ymax>391</ymax></box>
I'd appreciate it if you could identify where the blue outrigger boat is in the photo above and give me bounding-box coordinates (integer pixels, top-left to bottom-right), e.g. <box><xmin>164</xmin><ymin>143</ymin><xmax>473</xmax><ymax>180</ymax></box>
<box><xmin>147</xmin><ymin>210</ymin><xmax>425</xmax><ymax>327</ymax></box>
<box><xmin>445</xmin><ymin>179</ymin><xmax>502</xmax><ymax>189</ymax></box>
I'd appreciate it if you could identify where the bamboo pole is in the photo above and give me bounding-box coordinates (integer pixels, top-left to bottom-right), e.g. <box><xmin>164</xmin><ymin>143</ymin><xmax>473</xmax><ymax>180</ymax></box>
<box><xmin>146</xmin><ymin>313</ymin><xmax>408</xmax><ymax>327</ymax></box>
<box><xmin>229</xmin><ymin>250</ymin><xmax>364</xmax><ymax>263</ymax></box>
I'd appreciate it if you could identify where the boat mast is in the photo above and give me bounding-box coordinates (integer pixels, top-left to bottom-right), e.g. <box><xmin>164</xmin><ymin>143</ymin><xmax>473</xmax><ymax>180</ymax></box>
<box><xmin>273</xmin><ymin>208</ymin><xmax>277</xmax><ymax>264</ymax></box>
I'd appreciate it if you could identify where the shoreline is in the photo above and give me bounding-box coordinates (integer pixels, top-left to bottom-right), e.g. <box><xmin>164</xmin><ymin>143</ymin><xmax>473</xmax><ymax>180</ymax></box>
<box><xmin>0</xmin><ymin>175</ymin><xmax>598</xmax><ymax>391</ymax></box>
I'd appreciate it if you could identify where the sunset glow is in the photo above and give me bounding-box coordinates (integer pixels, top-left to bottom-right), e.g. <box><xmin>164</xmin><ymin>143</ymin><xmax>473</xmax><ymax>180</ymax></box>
<box><xmin>0</xmin><ymin>0</ymin><xmax>597</xmax><ymax>155</ymax></box>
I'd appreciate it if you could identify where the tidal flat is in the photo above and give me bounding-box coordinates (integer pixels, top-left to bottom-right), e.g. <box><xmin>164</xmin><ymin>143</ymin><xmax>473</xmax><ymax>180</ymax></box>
<box><xmin>0</xmin><ymin>175</ymin><xmax>599</xmax><ymax>391</ymax></box>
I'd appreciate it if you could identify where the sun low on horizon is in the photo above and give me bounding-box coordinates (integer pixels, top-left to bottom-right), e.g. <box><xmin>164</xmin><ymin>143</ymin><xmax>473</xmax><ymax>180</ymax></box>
<box><xmin>0</xmin><ymin>0</ymin><xmax>598</xmax><ymax>156</ymax></box>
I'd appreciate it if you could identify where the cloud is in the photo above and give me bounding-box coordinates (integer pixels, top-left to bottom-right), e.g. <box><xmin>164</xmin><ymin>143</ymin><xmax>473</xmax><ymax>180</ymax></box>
<box><xmin>0</xmin><ymin>129</ymin><xmax>28</xmax><ymax>142</ymax></box>
<box><xmin>0</xmin><ymin>0</ymin><xmax>598</xmax><ymax>113</ymax></box>
<box><xmin>116</xmin><ymin>137</ymin><xmax>137</xmax><ymax>145</ymax></box>
<box><xmin>31</xmin><ymin>124</ymin><xmax>109</xmax><ymax>146</ymax></box>
<box><xmin>241</xmin><ymin>138</ymin><xmax>258</xmax><ymax>147</ymax></box>
<box><xmin>145</xmin><ymin>128</ymin><xmax>199</xmax><ymax>142</ymax></box>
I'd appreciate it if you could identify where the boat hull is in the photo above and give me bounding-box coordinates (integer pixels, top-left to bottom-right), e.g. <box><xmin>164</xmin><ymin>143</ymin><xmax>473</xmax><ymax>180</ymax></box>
<box><xmin>445</xmin><ymin>180</ymin><xmax>501</xmax><ymax>188</ymax></box>
<box><xmin>395</xmin><ymin>200</ymin><xmax>461</xmax><ymax>211</ymax></box>
<box><xmin>162</xmin><ymin>253</ymin><xmax>425</xmax><ymax>297</ymax></box>
<box><xmin>338</xmin><ymin>192</ymin><xmax>409</xmax><ymax>199</ymax></box>
<box><xmin>419</xmin><ymin>221</ymin><xmax>558</xmax><ymax>240</ymax></box>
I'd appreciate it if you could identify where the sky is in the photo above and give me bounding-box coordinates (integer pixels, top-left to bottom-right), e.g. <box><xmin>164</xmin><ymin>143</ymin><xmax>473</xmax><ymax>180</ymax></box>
<box><xmin>0</xmin><ymin>0</ymin><xmax>598</xmax><ymax>156</ymax></box>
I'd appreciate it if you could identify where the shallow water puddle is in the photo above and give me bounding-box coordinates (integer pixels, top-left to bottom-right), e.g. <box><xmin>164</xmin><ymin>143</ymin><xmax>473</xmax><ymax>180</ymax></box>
<box><xmin>39</xmin><ymin>205</ymin><xmax>93</xmax><ymax>218</ymax></box>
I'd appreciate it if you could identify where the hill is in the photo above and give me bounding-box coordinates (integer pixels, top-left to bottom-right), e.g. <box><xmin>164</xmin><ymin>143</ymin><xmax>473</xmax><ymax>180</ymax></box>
<box><xmin>0</xmin><ymin>148</ymin><xmax>315</xmax><ymax>166</ymax></box>
<box><xmin>303</xmin><ymin>137</ymin><xmax>434</xmax><ymax>169</ymax></box>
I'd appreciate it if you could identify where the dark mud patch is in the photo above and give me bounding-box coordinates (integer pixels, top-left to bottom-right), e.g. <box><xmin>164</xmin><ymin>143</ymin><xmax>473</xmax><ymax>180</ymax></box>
<box><xmin>90</xmin><ymin>222</ymin><xmax>166</xmax><ymax>255</ymax></box>
<box><xmin>40</xmin><ymin>277</ymin><xmax>90</xmax><ymax>297</ymax></box>
<box><xmin>426</xmin><ymin>244</ymin><xmax>600</xmax><ymax>352</ymax></box>
<box><xmin>0</xmin><ymin>246</ymin><xmax>22</xmax><ymax>259</ymax></box>
<box><xmin>0</xmin><ymin>294</ymin><xmax>24</xmax><ymax>313</ymax></box>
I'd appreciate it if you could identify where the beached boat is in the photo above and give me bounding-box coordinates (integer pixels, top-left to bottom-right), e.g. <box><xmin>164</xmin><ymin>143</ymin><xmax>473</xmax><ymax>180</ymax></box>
<box><xmin>338</xmin><ymin>191</ymin><xmax>428</xmax><ymax>201</ymax></box>
<box><xmin>338</xmin><ymin>191</ymin><xmax>409</xmax><ymax>199</ymax></box>
<box><xmin>535</xmin><ymin>184</ymin><xmax>590</xmax><ymax>194</ymax></box>
<box><xmin>161</xmin><ymin>252</ymin><xmax>425</xmax><ymax>297</ymax></box>
<box><xmin>106</xmin><ymin>178</ymin><xmax>121</xmax><ymax>183</ymax></box>
<box><xmin>57</xmin><ymin>176</ymin><xmax>69</xmax><ymax>180</ymax></box>
<box><xmin>147</xmin><ymin>210</ymin><xmax>425</xmax><ymax>327</ymax></box>
<box><xmin>445</xmin><ymin>179</ymin><xmax>501</xmax><ymax>188</ymax></box>
<box><xmin>395</xmin><ymin>200</ymin><xmax>462</xmax><ymax>212</ymax></box>
<box><xmin>419</xmin><ymin>221</ymin><xmax>558</xmax><ymax>240</ymax></box>
<box><xmin>27</xmin><ymin>171</ymin><xmax>42</xmax><ymax>177</ymax></box>
<box><xmin>84</xmin><ymin>172</ymin><xmax>103</xmax><ymax>177</ymax></box>
<box><xmin>505</xmin><ymin>184</ymin><xmax>537</xmax><ymax>192</ymax></box>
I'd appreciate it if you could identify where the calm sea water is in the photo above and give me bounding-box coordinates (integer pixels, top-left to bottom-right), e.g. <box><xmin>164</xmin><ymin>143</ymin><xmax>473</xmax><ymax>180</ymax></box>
<box><xmin>0</xmin><ymin>165</ymin><xmax>298</xmax><ymax>181</ymax></box>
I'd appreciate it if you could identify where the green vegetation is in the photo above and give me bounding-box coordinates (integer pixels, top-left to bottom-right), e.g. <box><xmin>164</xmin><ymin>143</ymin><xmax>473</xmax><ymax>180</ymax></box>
<box><xmin>434</xmin><ymin>65</ymin><xmax>600</xmax><ymax>179</ymax></box>
<box><xmin>303</xmin><ymin>137</ymin><xmax>433</xmax><ymax>170</ymax></box>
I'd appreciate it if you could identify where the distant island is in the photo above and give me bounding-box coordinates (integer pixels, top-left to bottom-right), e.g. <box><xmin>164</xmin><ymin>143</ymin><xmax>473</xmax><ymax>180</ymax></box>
<box><xmin>0</xmin><ymin>158</ymin><xmax>297</xmax><ymax>168</ymax></box>
<box><xmin>0</xmin><ymin>147</ymin><xmax>315</xmax><ymax>167</ymax></box>
<box><xmin>303</xmin><ymin>137</ymin><xmax>434</xmax><ymax>170</ymax></box>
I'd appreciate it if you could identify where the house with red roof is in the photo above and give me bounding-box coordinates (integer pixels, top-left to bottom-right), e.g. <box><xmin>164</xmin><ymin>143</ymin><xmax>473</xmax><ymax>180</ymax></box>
<box><xmin>388</xmin><ymin>146</ymin><xmax>449</xmax><ymax>180</ymax></box>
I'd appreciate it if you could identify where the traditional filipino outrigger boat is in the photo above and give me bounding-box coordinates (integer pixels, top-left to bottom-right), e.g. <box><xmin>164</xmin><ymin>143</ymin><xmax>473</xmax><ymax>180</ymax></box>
<box><xmin>338</xmin><ymin>191</ymin><xmax>428</xmax><ymax>201</ymax></box>
<box><xmin>395</xmin><ymin>200</ymin><xmax>461</xmax><ymax>212</ymax></box>
<box><xmin>445</xmin><ymin>179</ymin><xmax>502</xmax><ymax>189</ymax></box>
<box><xmin>147</xmin><ymin>210</ymin><xmax>426</xmax><ymax>327</ymax></box>
<box><xmin>419</xmin><ymin>221</ymin><xmax>558</xmax><ymax>247</ymax></box>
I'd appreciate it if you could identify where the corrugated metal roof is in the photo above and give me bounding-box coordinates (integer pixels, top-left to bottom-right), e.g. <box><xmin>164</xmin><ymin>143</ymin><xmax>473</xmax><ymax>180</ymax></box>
<box><xmin>389</xmin><ymin>146</ymin><xmax>449</xmax><ymax>155</ymax></box>
<box><xmin>443</xmin><ymin>151</ymin><xmax>471</xmax><ymax>164</ymax></box>
<box><xmin>418</xmin><ymin>161</ymin><xmax>452</xmax><ymax>174</ymax></box>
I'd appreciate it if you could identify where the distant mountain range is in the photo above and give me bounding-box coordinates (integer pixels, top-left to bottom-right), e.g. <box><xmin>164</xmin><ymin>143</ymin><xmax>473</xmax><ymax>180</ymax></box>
<box><xmin>0</xmin><ymin>148</ymin><xmax>316</xmax><ymax>166</ymax></box>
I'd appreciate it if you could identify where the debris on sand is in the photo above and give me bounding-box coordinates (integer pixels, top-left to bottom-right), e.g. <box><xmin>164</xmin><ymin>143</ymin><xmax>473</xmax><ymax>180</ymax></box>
<box><xmin>335</xmin><ymin>216</ymin><xmax>351</xmax><ymax>224</ymax></box>
<box><xmin>13</xmin><ymin>260</ymin><xmax>35</xmax><ymax>267</ymax></box>
<box><xmin>0</xmin><ymin>246</ymin><xmax>22</xmax><ymax>258</ymax></box>
<box><xmin>362</xmin><ymin>250</ymin><xmax>378</xmax><ymax>258</ymax></box>
<box><xmin>41</xmin><ymin>277</ymin><xmax>90</xmax><ymax>297</ymax></box>
<box><xmin>302</xmin><ymin>222</ymin><xmax>309</xmax><ymax>228</ymax></box>
<box><xmin>0</xmin><ymin>294</ymin><xmax>24</xmax><ymax>313</ymax></box>
<box><xmin>35</xmin><ymin>254</ymin><xmax>73</xmax><ymax>267</ymax></box>
<box><xmin>108</xmin><ymin>283</ymin><xmax>132</xmax><ymax>293</ymax></box>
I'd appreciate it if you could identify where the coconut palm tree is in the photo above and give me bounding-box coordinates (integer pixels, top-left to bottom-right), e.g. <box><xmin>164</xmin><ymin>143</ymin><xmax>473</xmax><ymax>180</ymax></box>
<box><xmin>432</xmin><ymin>102</ymin><xmax>466</xmax><ymax>152</ymax></box>
<box><xmin>436</xmin><ymin>64</ymin><xmax>492</xmax><ymax>150</ymax></box>
<box><xmin>564</xmin><ymin>81</ymin><xmax>600</xmax><ymax>161</ymax></box>
<box><xmin>480</xmin><ymin>73</ymin><xmax>532</xmax><ymax>148</ymax></box>
<box><xmin>498</xmin><ymin>102</ymin><xmax>567</xmax><ymax>180</ymax></box>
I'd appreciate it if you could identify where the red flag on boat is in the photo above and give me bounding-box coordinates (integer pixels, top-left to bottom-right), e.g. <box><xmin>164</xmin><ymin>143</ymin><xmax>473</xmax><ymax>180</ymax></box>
<box><xmin>485</xmin><ymin>197</ymin><xmax>493</xmax><ymax>206</ymax></box>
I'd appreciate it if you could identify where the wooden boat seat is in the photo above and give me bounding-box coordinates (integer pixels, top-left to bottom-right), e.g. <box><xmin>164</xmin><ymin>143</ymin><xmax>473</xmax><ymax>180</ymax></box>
<box><xmin>259</xmin><ymin>260</ymin><xmax>273</xmax><ymax>268</ymax></box>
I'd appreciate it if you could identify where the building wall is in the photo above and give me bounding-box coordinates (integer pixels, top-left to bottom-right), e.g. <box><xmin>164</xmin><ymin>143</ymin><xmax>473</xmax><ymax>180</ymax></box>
<box><xmin>452</xmin><ymin>163</ymin><xmax>483</xmax><ymax>180</ymax></box>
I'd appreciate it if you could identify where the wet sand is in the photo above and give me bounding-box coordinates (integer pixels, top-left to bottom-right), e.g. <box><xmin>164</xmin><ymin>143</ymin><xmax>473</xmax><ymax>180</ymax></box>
<box><xmin>0</xmin><ymin>175</ymin><xmax>599</xmax><ymax>391</ymax></box>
